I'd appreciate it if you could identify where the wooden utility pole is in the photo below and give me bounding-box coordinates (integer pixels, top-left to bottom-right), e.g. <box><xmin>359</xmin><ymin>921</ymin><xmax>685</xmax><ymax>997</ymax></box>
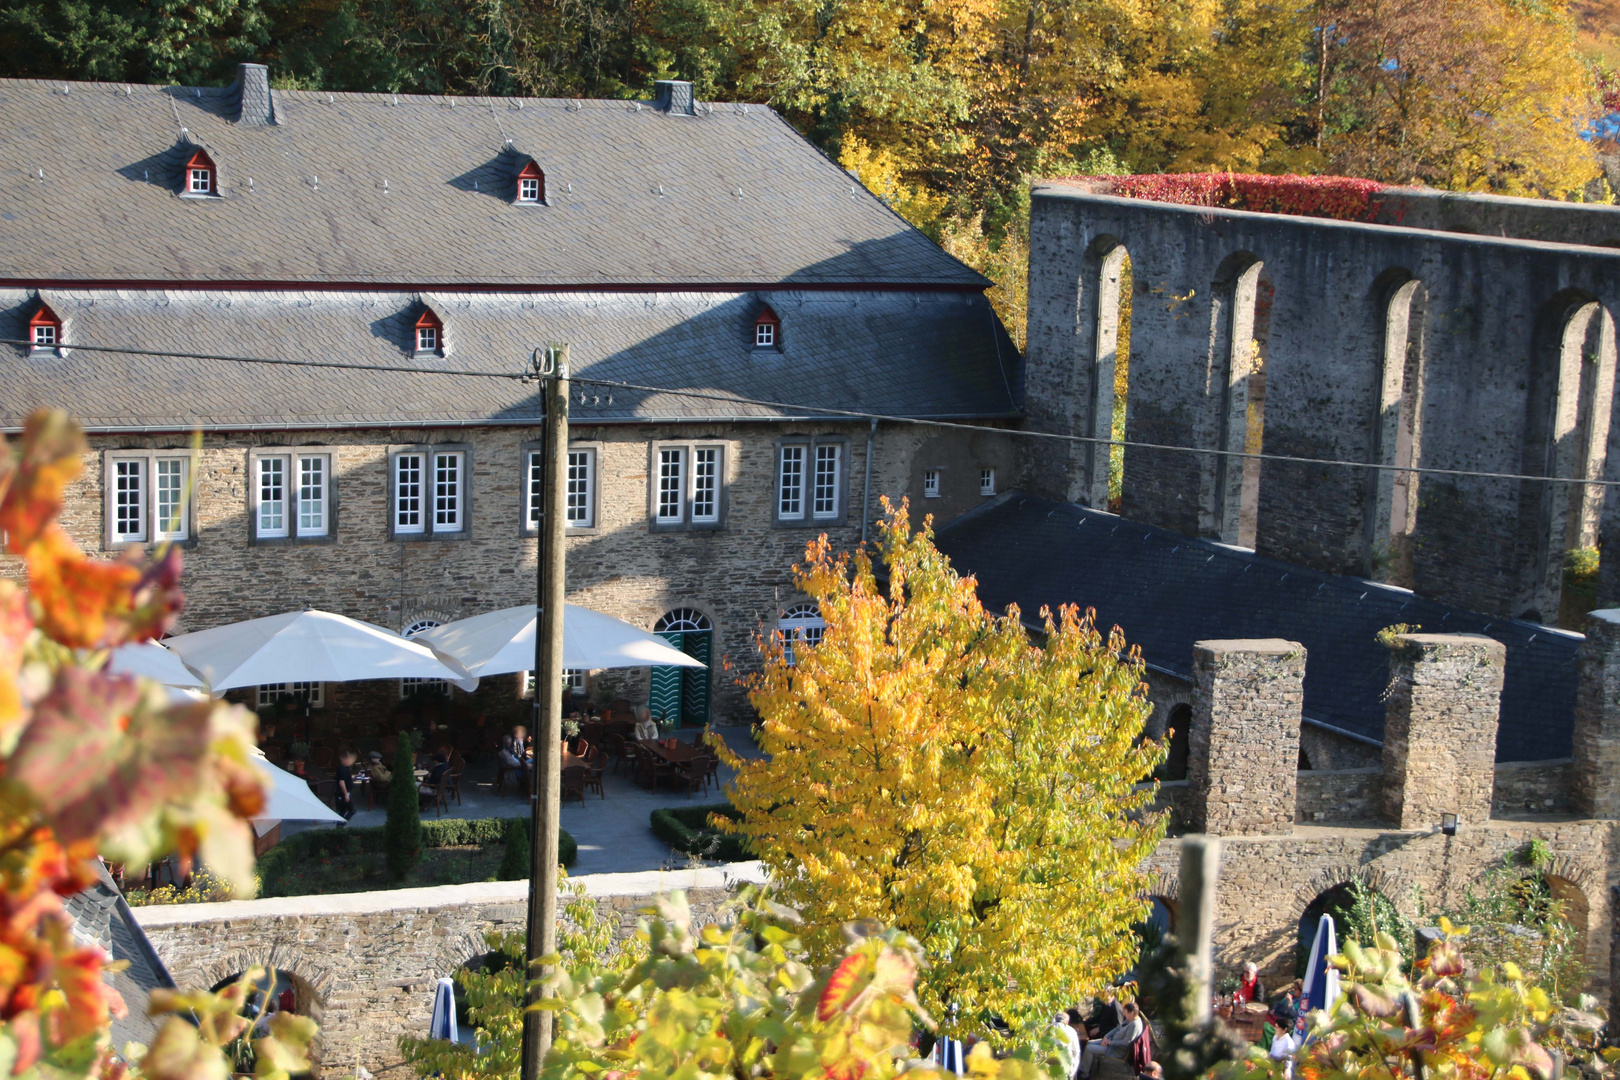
<box><xmin>521</xmin><ymin>344</ymin><xmax>568</xmax><ymax>1080</ymax></box>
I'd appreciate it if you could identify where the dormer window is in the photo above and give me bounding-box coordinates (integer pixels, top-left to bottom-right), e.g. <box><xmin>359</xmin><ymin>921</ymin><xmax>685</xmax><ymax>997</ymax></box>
<box><xmin>516</xmin><ymin>160</ymin><xmax>544</xmax><ymax>204</ymax></box>
<box><xmin>414</xmin><ymin>308</ymin><xmax>443</xmax><ymax>356</ymax></box>
<box><xmin>753</xmin><ymin>307</ymin><xmax>781</xmax><ymax>350</ymax></box>
<box><xmin>28</xmin><ymin>304</ymin><xmax>61</xmax><ymax>352</ymax></box>
<box><xmin>182</xmin><ymin>148</ymin><xmax>217</xmax><ymax>196</ymax></box>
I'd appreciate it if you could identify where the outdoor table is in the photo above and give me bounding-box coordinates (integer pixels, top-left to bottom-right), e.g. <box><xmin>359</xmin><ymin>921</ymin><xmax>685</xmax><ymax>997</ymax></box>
<box><xmin>1215</xmin><ymin>1002</ymin><xmax>1269</xmax><ymax>1044</ymax></box>
<box><xmin>640</xmin><ymin>738</ymin><xmax>702</xmax><ymax>765</ymax></box>
<box><xmin>350</xmin><ymin>771</ymin><xmax>374</xmax><ymax>810</ymax></box>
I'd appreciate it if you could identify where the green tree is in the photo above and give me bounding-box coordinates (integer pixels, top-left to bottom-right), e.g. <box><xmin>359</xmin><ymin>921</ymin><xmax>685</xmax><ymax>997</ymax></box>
<box><xmin>386</xmin><ymin>737</ymin><xmax>422</xmax><ymax>879</ymax></box>
<box><xmin>715</xmin><ymin>501</ymin><xmax>1168</xmax><ymax>1040</ymax></box>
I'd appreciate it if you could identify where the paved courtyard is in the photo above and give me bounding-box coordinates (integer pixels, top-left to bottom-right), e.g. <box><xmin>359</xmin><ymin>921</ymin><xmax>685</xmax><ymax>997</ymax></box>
<box><xmin>321</xmin><ymin>729</ymin><xmax>765</xmax><ymax>876</ymax></box>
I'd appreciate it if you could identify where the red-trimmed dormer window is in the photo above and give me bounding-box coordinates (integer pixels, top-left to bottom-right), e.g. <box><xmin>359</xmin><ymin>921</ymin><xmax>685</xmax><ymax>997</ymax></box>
<box><xmin>183</xmin><ymin>148</ymin><xmax>217</xmax><ymax>196</ymax></box>
<box><xmin>516</xmin><ymin>160</ymin><xmax>544</xmax><ymax>204</ymax></box>
<box><xmin>415</xmin><ymin>308</ymin><xmax>443</xmax><ymax>355</ymax></box>
<box><xmin>754</xmin><ymin>307</ymin><xmax>780</xmax><ymax>349</ymax></box>
<box><xmin>28</xmin><ymin>303</ymin><xmax>61</xmax><ymax>350</ymax></box>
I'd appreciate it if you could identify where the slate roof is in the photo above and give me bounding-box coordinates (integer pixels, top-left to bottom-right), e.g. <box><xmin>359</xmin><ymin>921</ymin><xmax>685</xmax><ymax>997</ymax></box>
<box><xmin>64</xmin><ymin>861</ymin><xmax>177</xmax><ymax>1057</ymax></box>
<box><xmin>0</xmin><ymin>287</ymin><xmax>1020</xmax><ymax>429</ymax></box>
<box><xmin>0</xmin><ymin>76</ymin><xmax>984</xmax><ymax>288</ymax></box>
<box><xmin>934</xmin><ymin>493</ymin><xmax>1578</xmax><ymax>762</ymax></box>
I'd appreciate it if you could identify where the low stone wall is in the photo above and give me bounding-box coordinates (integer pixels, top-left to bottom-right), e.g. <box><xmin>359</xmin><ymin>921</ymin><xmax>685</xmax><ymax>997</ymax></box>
<box><xmin>1295</xmin><ymin>767</ymin><xmax>1381</xmax><ymax>823</ymax></box>
<box><xmin>1493</xmin><ymin>759</ymin><xmax>1574</xmax><ymax>815</ymax></box>
<box><xmin>135</xmin><ymin>864</ymin><xmax>769</xmax><ymax>1078</ymax></box>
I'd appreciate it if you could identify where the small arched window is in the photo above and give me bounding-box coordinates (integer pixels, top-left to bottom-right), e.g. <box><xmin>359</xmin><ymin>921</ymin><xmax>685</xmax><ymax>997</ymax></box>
<box><xmin>414</xmin><ymin>308</ymin><xmax>444</xmax><ymax>356</ymax></box>
<box><xmin>778</xmin><ymin>602</ymin><xmax>823</xmax><ymax>665</ymax></box>
<box><xmin>516</xmin><ymin>159</ymin><xmax>544</xmax><ymax>204</ymax></box>
<box><xmin>28</xmin><ymin>302</ymin><xmax>61</xmax><ymax>351</ymax></box>
<box><xmin>182</xmin><ymin>148</ymin><xmax>218</xmax><ymax>196</ymax></box>
<box><xmin>754</xmin><ymin>306</ymin><xmax>781</xmax><ymax>350</ymax></box>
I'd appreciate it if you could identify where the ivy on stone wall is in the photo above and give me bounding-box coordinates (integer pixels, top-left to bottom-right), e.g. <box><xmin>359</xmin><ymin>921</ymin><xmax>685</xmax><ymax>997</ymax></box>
<box><xmin>1097</xmin><ymin>174</ymin><xmax>1395</xmax><ymax>223</ymax></box>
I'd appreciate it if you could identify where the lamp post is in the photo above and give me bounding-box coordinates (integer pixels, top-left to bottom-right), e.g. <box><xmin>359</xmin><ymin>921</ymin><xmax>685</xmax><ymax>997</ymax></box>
<box><xmin>520</xmin><ymin>344</ymin><xmax>568</xmax><ymax>1080</ymax></box>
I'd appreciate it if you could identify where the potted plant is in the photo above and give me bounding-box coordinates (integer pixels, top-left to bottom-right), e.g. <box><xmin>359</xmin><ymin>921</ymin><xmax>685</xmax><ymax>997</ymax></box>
<box><xmin>286</xmin><ymin>741</ymin><xmax>310</xmax><ymax>777</ymax></box>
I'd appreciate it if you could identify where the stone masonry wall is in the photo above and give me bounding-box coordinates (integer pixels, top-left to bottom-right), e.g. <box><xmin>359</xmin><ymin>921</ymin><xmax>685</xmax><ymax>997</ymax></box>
<box><xmin>1188</xmin><ymin>639</ymin><xmax>1305</xmax><ymax>834</ymax></box>
<box><xmin>1381</xmin><ymin>633</ymin><xmax>1504</xmax><ymax>830</ymax></box>
<box><xmin>136</xmin><ymin>869</ymin><xmax>761</xmax><ymax>1078</ymax></box>
<box><xmin>1574</xmin><ymin>610</ymin><xmax>1620</xmax><ymax>817</ymax></box>
<box><xmin>1494</xmin><ymin>759</ymin><xmax>1575</xmax><ymax>815</ymax></box>
<box><xmin>0</xmin><ymin>420</ymin><xmax>1013</xmax><ymax>728</ymax></box>
<box><xmin>1295</xmin><ymin>767</ymin><xmax>1380</xmax><ymax>823</ymax></box>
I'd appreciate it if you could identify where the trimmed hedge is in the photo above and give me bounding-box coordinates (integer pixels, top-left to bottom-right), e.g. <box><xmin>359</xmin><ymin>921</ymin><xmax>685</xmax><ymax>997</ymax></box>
<box><xmin>259</xmin><ymin>816</ymin><xmax>575</xmax><ymax>896</ymax></box>
<box><xmin>650</xmin><ymin>803</ymin><xmax>752</xmax><ymax>862</ymax></box>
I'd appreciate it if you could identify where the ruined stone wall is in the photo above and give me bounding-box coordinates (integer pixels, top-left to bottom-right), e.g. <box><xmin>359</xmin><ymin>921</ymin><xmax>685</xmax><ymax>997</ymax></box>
<box><xmin>1295</xmin><ymin>767</ymin><xmax>1381</xmax><ymax>823</ymax></box>
<box><xmin>1494</xmin><ymin>759</ymin><xmax>1574</xmax><ymax>815</ymax></box>
<box><xmin>1024</xmin><ymin>184</ymin><xmax>1620</xmax><ymax>621</ymax></box>
<box><xmin>1188</xmin><ymin>640</ymin><xmax>1304</xmax><ymax>834</ymax></box>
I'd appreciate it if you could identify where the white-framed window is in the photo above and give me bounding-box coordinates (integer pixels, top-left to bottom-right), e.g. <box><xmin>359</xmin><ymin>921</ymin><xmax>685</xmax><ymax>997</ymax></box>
<box><xmin>113</xmin><ymin>458</ymin><xmax>146</xmax><ymax>542</ymax></box>
<box><xmin>778</xmin><ymin>602</ymin><xmax>824</xmax><ymax>666</ymax></box>
<box><xmin>31</xmin><ymin>323</ymin><xmax>56</xmax><ymax>346</ymax></box>
<box><xmin>691</xmin><ymin>447</ymin><xmax>719</xmax><ymax>523</ymax></box>
<box><xmin>154</xmin><ymin>457</ymin><xmax>187</xmax><ymax>540</ymax></box>
<box><xmin>813</xmin><ymin>444</ymin><xmax>840</xmax><ymax>520</ymax></box>
<box><xmin>392</xmin><ymin>446</ymin><xmax>468</xmax><ymax>539</ymax></box>
<box><xmin>396</xmin><ymin>453</ymin><xmax>424</xmax><ymax>534</ymax></box>
<box><xmin>756</xmin><ymin>321</ymin><xmax>775</xmax><ymax>348</ymax></box>
<box><xmin>522</xmin><ymin>668</ymin><xmax>587</xmax><ymax>697</ymax></box>
<box><xmin>401</xmin><ymin>620</ymin><xmax>452</xmax><ymax>698</ymax></box>
<box><xmin>565</xmin><ymin>449</ymin><xmax>594</xmax><ymax>526</ymax></box>
<box><xmin>257</xmin><ymin>682</ymin><xmax>324</xmax><ymax>708</ymax></box>
<box><xmin>980</xmin><ymin>468</ymin><xmax>996</xmax><ymax>496</ymax></box>
<box><xmin>657</xmin><ymin>447</ymin><xmax>685</xmax><ymax>523</ymax></box>
<box><xmin>924</xmin><ymin>469</ymin><xmax>941</xmax><ymax>498</ymax></box>
<box><xmin>251</xmin><ymin>451</ymin><xmax>331</xmax><ymax>542</ymax></box>
<box><xmin>188</xmin><ymin>167</ymin><xmax>212</xmax><ymax>194</ymax></box>
<box><xmin>433</xmin><ymin>452</ymin><xmax>463</xmax><ymax>531</ymax></box>
<box><xmin>106</xmin><ymin>451</ymin><xmax>193</xmax><ymax>545</ymax></box>
<box><xmin>519</xmin><ymin>176</ymin><xmax>541</xmax><ymax>202</ymax></box>
<box><xmin>778</xmin><ymin>445</ymin><xmax>804</xmax><ymax>520</ymax></box>
<box><xmin>416</xmin><ymin>325</ymin><xmax>438</xmax><ymax>352</ymax></box>
<box><xmin>298</xmin><ymin>455</ymin><xmax>328</xmax><ymax>536</ymax></box>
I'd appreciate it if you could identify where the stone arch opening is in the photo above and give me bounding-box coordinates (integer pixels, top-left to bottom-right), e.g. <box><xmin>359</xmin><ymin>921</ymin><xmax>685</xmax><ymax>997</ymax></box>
<box><xmin>1367</xmin><ymin>271</ymin><xmax>1428</xmax><ymax>585</ymax></box>
<box><xmin>1084</xmin><ymin>237</ymin><xmax>1133</xmax><ymax>511</ymax></box>
<box><xmin>1160</xmin><ymin>703</ymin><xmax>1191</xmax><ymax>781</ymax></box>
<box><xmin>1208</xmin><ymin>253</ymin><xmax>1271</xmax><ymax>548</ymax></box>
<box><xmin>1545</xmin><ymin>874</ymin><xmax>1591</xmax><ymax>958</ymax></box>
<box><xmin>1296</xmin><ymin>881</ymin><xmax>1403</xmax><ymax>977</ymax></box>
<box><xmin>209</xmin><ymin>967</ymin><xmax>326</xmax><ymax>1069</ymax></box>
<box><xmin>1520</xmin><ymin>291</ymin><xmax>1616</xmax><ymax>625</ymax></box>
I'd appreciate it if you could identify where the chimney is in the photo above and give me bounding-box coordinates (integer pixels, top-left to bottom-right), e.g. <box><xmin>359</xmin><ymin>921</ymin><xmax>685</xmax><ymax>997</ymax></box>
<box><xmin>232</xmin><ymin>63</ymin><xmax>277</xmax><ymax>126</ymax></box>
<box><xmin>653</xmin><ymin>80</ymin><xmax>696</xmax><ymax>116</ymax></box>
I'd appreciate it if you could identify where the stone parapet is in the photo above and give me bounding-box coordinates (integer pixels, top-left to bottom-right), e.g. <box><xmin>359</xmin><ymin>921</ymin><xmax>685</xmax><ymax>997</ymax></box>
<box><xmin>1574</xmin><ymin>610</ymin><xmax>1620</xmax><ymax>818</ymax></box>
<box><xmin>1188</xmin><ymin>639</ymin><xmax>1305</xmax><ymax>835</ymax></box>
<box><xmin>1295</xmin><ymin>767</ymin><xmax>1381</xmax><ymax>823</ymax></box>
<box><xmin>1380</xmin><ymin>633</ymin><xmax>1504</xmax><ymax>830</ymax></box>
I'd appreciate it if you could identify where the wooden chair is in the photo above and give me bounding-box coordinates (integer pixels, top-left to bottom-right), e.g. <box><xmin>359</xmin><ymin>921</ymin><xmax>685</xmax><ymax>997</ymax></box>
<box><xmin>561</xmin><ymin>765</ymin><xmax>589</xmax><ymax>806</ymax></box>
<box><xmin>584</xmin><ymin>749</ymin><xmax>607</xmax><ymax>799</ymax></box>
<box><xmin>420</xmin><ymin>770</ymin><xmax>452</xmax><ymax>818</ymax></box>
<box><xmin>495</xmin><ymin>762</ymin><xmax>515</xmax><ymax>796</ymax></box>
<box><xmin>311</xmin><ymin>778</ymin><xmax>339</xmax><ymax>808</ymax></box>
<box><xmin>608</xmin><ymin>733</ymin><xmax>630</xmax><ymax>774</ymax></box>
<box><xmin>312</xmin><ymin>745</ymin><xmax>335</xmax><ymax>770</ymax></box>
<box><xmin>447</xmin><ymin>760</ymin><xmax>465</xmax><ymax>806</ymax></box>
<box><xmin>694</xmin><ymin>750</ymin><xmax>721</xmax><ymax>795</ymax></box>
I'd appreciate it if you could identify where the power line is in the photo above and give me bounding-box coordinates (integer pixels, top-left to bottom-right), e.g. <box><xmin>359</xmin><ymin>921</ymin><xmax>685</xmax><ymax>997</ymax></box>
<box><xmin>10</xmin><ymin>335</ymin><xmax>1619</xmax><ymax>489</ymax></box>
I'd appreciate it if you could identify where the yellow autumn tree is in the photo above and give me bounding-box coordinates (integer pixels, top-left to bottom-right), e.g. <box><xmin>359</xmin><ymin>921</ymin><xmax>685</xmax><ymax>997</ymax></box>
<box><xmin>714</xmin><ymin>502</ymin><xmax>1167</xmax><ymax>1040</ymax></box>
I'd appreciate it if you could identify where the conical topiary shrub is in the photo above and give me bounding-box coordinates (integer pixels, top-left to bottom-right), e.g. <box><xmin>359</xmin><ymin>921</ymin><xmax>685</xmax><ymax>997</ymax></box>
<box><xmin>385</xmin><ymin>738</ymin><xmax>422</xmax><ymax>879</ymax></box>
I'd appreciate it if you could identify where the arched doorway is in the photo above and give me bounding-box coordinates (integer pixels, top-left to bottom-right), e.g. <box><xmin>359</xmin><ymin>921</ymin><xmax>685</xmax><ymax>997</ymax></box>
<box><xmin>1296</xmin><ymin>881</ymin><xmax>1406</xmax><ymax>976</ymax></box>
<box><xmin>209</xmin><ymin>968</ymin><xmax>321</xmax><ymax>1071</ymax></box>
<box><xmin>652</xmin><ymin>608</ymin><xmax>713</xmax><ymax>727</ymax></box>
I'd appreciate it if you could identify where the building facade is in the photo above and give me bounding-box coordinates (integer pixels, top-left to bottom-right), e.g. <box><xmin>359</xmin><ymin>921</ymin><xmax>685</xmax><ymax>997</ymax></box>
<box><xmin>0</xmin><ymin>66</ymin><xmax>1020</xmax><ymax>725</ymax></box>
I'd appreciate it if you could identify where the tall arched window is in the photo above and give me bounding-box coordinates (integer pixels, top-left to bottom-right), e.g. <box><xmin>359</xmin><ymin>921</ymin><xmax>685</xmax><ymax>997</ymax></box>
<box><xmin>1209</xmin><ymin>255</ymin><xmax>1270</xmax><ymax>548</ymax></box>
<box><xmin>1368</xmin><ymin>274</ymin><xmax>1427</xmax><ymax>585</ymax></box>
<box><xmin>401</xmin><ymin>619</ymin><xmax>450</xmax><ymax>698</ymax></box>
<box><xmin>1086</xmin><ymin>242</ymin><xmax>1133</xmax><ymax>511</ymax></box>
<box><xmin>777</xmin><ymin>602</ymin><xmax>823</xmax><ymax>665</ymax></box>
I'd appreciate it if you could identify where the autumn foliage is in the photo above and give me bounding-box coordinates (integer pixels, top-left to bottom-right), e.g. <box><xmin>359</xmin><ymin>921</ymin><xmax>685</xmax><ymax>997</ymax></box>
<box><xmin>0</xmin><ymin>409</ymin><xmax>311</xmax><ymax>1080</ymax></box>
<box><xmin>715</xmin><ymin>503</ymin><xmax>1167</xmax><ymax>1039</ymax></box>
<box><xmin>1090</xmin><ymin>174</ymin><xmax>1396</xmax><ymax>223</ymax></box>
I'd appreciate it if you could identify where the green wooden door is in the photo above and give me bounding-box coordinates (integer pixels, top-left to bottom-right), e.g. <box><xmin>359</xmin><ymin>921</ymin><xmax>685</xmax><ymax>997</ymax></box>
<box><xmin>679</xmin><ymin>631</ymin><xmax>712</xmax><ymax>727</ymax></box>
<box><xmin>650</xmin><ymin>630</ymin><xmax>684</xmax><ymax>726</ymax></box>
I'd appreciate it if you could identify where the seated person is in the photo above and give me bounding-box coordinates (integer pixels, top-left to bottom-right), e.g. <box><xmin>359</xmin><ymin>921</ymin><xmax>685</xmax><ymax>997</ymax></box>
<box><xmin>498</xmin><ymin>733</ymin><xmax>523</xmax><ymax>770</ymax></box>
<box><xmin>418</xmin><ymin>753</ymin><xmax>450</xmax><ymax>797</ymax></box>
<box><xmin>1269</xmin><ymin>981</ymin><xmax>1302</xmax><ymax>1027</ymax></box>
<box><xmin>1078</xmin><ymin>1001</ymin><xmax>1143</xmax><ymax>1080</ymax></box>
<box><xmin>367</xmin><ymin>750</ymin><xmax>391</xmax><ymax>786</ymax></box>
<box><xmin>1085</xmin><ymin>990</ymin><xmax>1125</xmax><ymax>1040</ymax></box>
<box><xmin>1237</xmin><ymin>962</ymin><xmax>1265</xmax><ymax>1004</ymax></box>
<box><xmin>632</xmin><ymin>706</ymin><xmax>660</xmax><ymax>742</ymax></box>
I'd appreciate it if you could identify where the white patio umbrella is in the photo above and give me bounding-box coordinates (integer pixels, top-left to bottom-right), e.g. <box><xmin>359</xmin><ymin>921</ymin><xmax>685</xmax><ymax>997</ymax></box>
<box><xmin>428</xmin><ymin>977</ymin><xmax>459</xmax><ymax>1042</ymax></box>
<box><xmin>1299</xmin><ymin>913</ymin><xmax>1341</xmax><ymax>1017</ymax></box>
<box><xmin>415</xmin><ymin>604</ymin><xmax>706</xmax><ymax>678</ymax></box>
<box><xmin>249</xmin><ymin>747</ymin><xmax>345</xmax><ymax>824</ymax></box>
<box><xmin>108</xmin><ymin>640</ymin><xmax>206</xmax><ymax>688</ymax></box>
<box><xmin>163</xmin><ymin>609</ymin><xmax>478</xmax><ymax>693</ymax></box>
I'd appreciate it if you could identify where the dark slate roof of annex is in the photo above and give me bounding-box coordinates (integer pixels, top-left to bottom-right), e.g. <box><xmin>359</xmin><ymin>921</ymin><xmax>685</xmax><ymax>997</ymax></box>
<box><xmin>934</xmin><ymin>493</ymin><xmax>1578</xmax><ymax>763</ymax></box>
<box><xmin>0</xmin><ymin>77</ymin><xmax>985</xmax><ymax>289</ymax></box>
<box><xmin>64</xmin><ymin>862</ymin><xmax>176</xmax><ymax>1058</ymax></box>
<box><xmin>0</xmin><ymin>287</ymin><xmax>1020</xmax><ymax>429</ymax></box>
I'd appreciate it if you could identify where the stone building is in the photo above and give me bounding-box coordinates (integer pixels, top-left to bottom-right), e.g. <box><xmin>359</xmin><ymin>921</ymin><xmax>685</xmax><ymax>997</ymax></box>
<box><xmin>1023</xmin><ymin>178</ymin><xmax>1620</xmax><ymax>626</ymax></box>
<box><xmin>0</xmin><ymin>65</ymin><xmax>1019</xmax><ymax>725</ymax></box>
